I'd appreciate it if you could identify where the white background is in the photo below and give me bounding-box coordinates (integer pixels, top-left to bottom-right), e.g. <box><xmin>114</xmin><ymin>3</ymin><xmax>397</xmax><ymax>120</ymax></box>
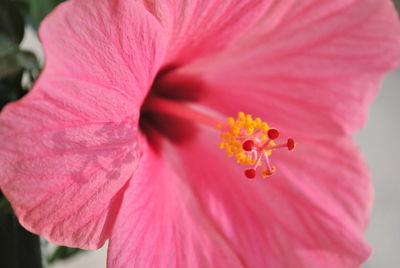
<box><xmin>357</xmin><ymin>70</ymin><xmax>400</xmax><ymax>268</ymax></box>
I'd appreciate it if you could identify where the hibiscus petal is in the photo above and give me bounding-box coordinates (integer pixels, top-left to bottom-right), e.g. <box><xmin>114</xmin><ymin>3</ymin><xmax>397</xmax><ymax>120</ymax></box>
<box><xmin>107</xmin><ymin>140</ymin><xmax>246</xmax><ymax>268</ymax></box>
<box><xmin>42</xmin><ymin>0</ymin><xmax>167</xmax><ymax>102</ymax></box>
<box><xmin>177</xmin><ymin>0</ymin><xmax>400</xmax><ymax>138</ymax></box>
<box><xmin>139</xmin><ymin>0</ymin><xmax>274</xmax><ymax>65</ymax></box>
<box><xmin>169</xmin><ymin>127</ymin><xmax>372</xmax><ymax>267</ymax></box>
<box><xmin>0</xmin><ymin>0</ymin><xmax>167</xmax><ymax>249</ymax></box>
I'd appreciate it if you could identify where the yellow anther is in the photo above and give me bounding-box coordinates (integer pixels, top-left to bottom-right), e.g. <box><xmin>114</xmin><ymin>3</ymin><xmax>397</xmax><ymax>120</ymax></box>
<box><xmin>261</xmin><ymin>122</ymin><xmax>269</xmax><ymax>131</ymax></box>
<box><xmin>218</xmin><ymin>112</ymin><xmax>276</xmax><ymax>167</ymax></box>
<box><xmin>228</xmin><ymin>117</ymin><xmax>235</xmax><ymax>126</ymax></box>
<box><xmin>246</xmin><ymin>114</ymin><xmax>253</xmax><ymax>122</ymax></box>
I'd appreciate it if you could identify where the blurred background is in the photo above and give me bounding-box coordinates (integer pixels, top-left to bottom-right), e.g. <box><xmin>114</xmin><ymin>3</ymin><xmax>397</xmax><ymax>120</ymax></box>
<box><xmin>1</xmin><ymin>1</ymin><xmax>399</xmax><ymax>267</ymax></box>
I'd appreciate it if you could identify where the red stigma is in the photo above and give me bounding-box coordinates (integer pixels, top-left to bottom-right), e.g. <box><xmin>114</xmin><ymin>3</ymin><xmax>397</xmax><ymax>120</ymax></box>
<box><xmin>287</xmin><ymin>138</ymin><xmax>295</xmax><ymax>151</ymax></box>
<box><xmin>244</xmin><ymin>168</ymin><xmax>256</xmax><ymax>179</ymax></box>
<box><xmin>267</xmin><ymin>129</ymin><xmax>280</xmax><ymax>140</ymax></box>
<box><xmin>242</xmin><ymin>140</ymin><xmax>254</xmax><ymax>151</ymax></box>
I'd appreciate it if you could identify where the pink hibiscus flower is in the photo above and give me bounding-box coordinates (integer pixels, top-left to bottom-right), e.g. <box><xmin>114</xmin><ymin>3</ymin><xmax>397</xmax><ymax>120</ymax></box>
<box><xmin>1</xmin><ymin>0</ymin><xmax>400</xmax><ymax>267</ymax></box>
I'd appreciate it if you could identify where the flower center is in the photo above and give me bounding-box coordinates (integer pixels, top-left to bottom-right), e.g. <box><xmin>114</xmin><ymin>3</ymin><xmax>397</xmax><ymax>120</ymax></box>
<box><xmin>142</xmin><ymin>96</ymin><xmax>295</xmax><ymax>179</ymax></box>
<box><xmin>219</xmin><ymin>112</ymin><xmax>295</xmax><ymax>179</ymax></box>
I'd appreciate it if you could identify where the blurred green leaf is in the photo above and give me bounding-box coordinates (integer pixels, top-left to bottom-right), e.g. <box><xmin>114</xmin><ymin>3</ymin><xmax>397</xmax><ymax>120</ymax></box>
<box><xmin>0</xmin><ymin>0</ymin><xmax>38</xmax><ymax>81</ymax></box>
<box><xmin>22</xmin><ymin>0</ymin><xmax>65</xmax><ymax>30</ymax></box>
<box><xmin>393</xmin><ymin>0</ymin><xmax>400</xmax><ymax>14</ymax></box>
<box><xmin>0</xmin><ymin>48</ymin><xmax>39</xmax><ymax>79</ymax></box>
<box><xmin>0</xmin><ymin>71</ymin><xmax>25</xmax><ymax>109</ymax></box>
<box><xmin>0</xmin><ymin>198</ymin><xmax>12</xmax><ymax>214</ymax></box>
<box><xmin>0</xmin><ymin>193</ymin><xmax>12</xmax><ymax>214</ymax></box>
<box><xmin>0</xmin><ymin>0</ymin><xmax>25</xmax><ymax>44</ymax></box>
<box><xmin>48</xmin><ymin>246</ymin><xmax>84</xmax><ymax>264</ymax></box>
<box><xmin>0</xmin><ymin>191</ymin><xmax>43</xmax><ymax>268</ymax></box>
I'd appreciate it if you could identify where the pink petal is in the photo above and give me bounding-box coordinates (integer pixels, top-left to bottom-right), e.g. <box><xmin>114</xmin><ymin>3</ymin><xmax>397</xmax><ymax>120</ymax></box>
<box><xmin>139</xmin><ymin>0</ymin><xmax>274</xmax><ymax>65</ymax></box>
<box><xmin>109</xmin><ymin>125</ymin><xmax>372</xmax><ymax>267</ymax></box>
<box><xmin>0</xmin><ymin>0</ymin><xmax>167</xmax><ymax>249</ymax></box>
<box><xmin>176</xmin><ymin>0</ymin><xmax>400</xmax><ymax>138</ymax></box>
<box><xmin>171</xmin><ymin>127</ymin><xmax>372</xmax><ymax>267</ymax></box>
<box><xmin>107</xmin><ymin>140</ymin><xmax>245</xmax><ymax>268</ymax></box>
<box><xmin>42</xmin><ymin>0</ymin><xmax>167</xmax><ymax>102</ymax></box>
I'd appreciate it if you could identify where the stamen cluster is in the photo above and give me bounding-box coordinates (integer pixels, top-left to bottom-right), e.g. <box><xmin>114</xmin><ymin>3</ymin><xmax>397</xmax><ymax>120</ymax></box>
<box><xmin>218</xmin><ymin>112</ymin><xmax>295</xmax><ymax>179</ymax></box>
